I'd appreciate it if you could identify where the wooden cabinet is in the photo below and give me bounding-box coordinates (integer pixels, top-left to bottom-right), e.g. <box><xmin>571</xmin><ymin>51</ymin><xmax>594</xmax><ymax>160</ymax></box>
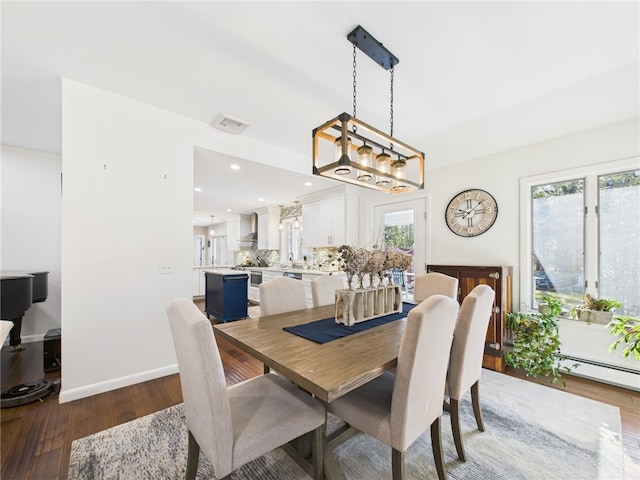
<box><xmin>427</xmin><ymin>264</ymin><xmax>512</xmax><ymax>372</ymax></box>
<box><xmin>257</xmin><ymin>206</ymin><xmax>281</xmax><ymax>250</ymax></box>
<box><xmin>302</xmin><ymin>191</ymin><xmax>358</xmax><ymax>248</ymax></box>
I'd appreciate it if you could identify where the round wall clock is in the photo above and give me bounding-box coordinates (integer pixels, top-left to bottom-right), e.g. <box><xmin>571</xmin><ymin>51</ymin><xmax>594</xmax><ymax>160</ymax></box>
<box><xmin>445</xmin><ymin>189</ymin><xmax>498</xmax><ymax>237</ymax></box>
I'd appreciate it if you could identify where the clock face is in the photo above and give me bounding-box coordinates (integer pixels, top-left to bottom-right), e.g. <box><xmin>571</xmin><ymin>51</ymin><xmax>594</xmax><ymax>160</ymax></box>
<box><xmin>445</xmin><ymin>189</ymin><xmax>498</xmax><ymax>237</ymax></box>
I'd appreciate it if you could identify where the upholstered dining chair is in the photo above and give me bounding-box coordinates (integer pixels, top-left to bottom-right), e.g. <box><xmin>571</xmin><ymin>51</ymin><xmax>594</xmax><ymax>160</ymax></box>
<box><xmin>166</xmin><ymin>298</ymin><xmax>325</xmax><ymax>480</ymax></box>
<box><xmin>413</xmin><ymin>272</ymin><xmax>459</xmax><ymax>303</ymax></box>
<box><xmin>446</xmin><ymin>284</ymin><xmax>495</xmax><ymax>462</ymax></box>
<box><xmin>311</xmin><ymin>274</ymin><xmax>345</xmax><ymax>307</ymax></box>
<box><xmin>324</xmin><ymin>295</ymin><xmax>459</xmax><ymax>480</ymax></box>
<box><xmin>259</xmin><ymin>276</ymin><xmax>307</xmax><ymax>316</ymax></box>
<box><xmin>259</xmin><ymin>277</ymin><xmax>308</xmax><ymax>373</ymax></box>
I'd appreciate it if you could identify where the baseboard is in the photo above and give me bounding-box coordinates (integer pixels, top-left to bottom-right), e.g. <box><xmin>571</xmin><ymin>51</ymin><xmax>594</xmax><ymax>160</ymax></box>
<box><xmin>560</xmin><ymin>357</ymin><xmax>640</xmax><ymax>392</ymax></box>
<box><xmin>59</xmin><ymin>363</ymin><xmax>179</xmax><ymax>403</ymax></box>
<box><xmin>2</xmin><ymin>333</ymin><xmax>44</xmax><ymax>347</ymax></box>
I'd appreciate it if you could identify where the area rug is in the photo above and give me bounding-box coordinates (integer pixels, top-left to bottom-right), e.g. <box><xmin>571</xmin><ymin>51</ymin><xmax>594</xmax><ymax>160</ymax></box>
<box><xmin>68</xmin><ymin>369</ymin><xmax>625</xmax><ymax>479</ymax></box>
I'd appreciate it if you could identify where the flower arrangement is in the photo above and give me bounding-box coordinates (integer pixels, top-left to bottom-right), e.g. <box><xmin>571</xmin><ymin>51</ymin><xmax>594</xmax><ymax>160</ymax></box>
<box><xmin>338</xmin><ymin>245</ymin><xmax>412</xmax><ymax>290</ymax></box>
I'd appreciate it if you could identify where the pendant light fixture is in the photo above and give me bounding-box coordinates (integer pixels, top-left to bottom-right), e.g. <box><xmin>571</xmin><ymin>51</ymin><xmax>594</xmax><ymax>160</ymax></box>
<box><xmin>312</xmin><ymin>25</ymin><xmax>424</xmax><ymax>194</ymax></box>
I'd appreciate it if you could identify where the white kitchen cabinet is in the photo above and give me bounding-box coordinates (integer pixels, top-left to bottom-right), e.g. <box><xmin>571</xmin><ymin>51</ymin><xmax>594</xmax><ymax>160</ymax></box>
<box><xmin>257</xmin><ymin>206</ymin><xmax>281</xmax><ymax>250</ymax></box>
<box><xmin>192</xmin><ymin>269</ymin><xmax>201</xmax><ymax>297</ymax></box>
<box><xmin>302</xmin><ymin>202</ymin><xmax>320</xmax><ymax>247</ymax></box>
<box><xmin>248</xmin><ymin>285</ymin><xmax>260</xmax><ymax>303</ymax></box>
<box><xmin>192</xmin><ymin>268</ymin><xmax>207</xmax><ymax>297</ymax></box>
<box><xmin>302</xmin><ymin>188</ymin><xmax>358</xmax><ymax>248</ymax></box>
<box><xmin>261</xmin><ymin>270</ymin><xmax>281</xmax><ymax>284</ymax></box>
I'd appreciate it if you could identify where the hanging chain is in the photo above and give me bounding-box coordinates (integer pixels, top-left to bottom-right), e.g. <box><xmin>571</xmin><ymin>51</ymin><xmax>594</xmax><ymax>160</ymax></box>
<box><xmin>389</xmin><ymin>66</ymin><xmax>394</xmax><ymax>150</ymax></box>
<box><xmin>352</xmin><ymin>42</ymin><xmax>357</xmax><ymax>134</ymax></box>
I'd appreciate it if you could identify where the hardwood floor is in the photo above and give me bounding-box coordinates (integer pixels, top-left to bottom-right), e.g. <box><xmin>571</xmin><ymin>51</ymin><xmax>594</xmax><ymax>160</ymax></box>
<box><xmin>2</xmin><ymin>322</ymin><xmax>638</xmax><ymax>479</ymax></box>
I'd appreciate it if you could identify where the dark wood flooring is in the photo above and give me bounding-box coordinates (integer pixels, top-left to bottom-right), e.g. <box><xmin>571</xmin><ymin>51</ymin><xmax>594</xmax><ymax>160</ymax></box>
<box><xmin>1</xmin><ymin>317</ymin><xmax>638</xmax><ymax>480</ymax></box>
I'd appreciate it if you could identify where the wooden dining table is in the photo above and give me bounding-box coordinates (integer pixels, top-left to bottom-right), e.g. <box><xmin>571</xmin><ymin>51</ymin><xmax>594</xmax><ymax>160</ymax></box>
<box><xmin>213</xmin><ymin>304</ymin><xmax>410</xmax><ymax>479</ymax></box>
<box><xmin>213</xmin><ymin>304</ymin><xmax>407</xmax><ymax>403</ymax></box>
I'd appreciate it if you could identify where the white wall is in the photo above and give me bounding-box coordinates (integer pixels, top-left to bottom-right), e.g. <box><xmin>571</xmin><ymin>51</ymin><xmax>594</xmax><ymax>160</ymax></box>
<box><xmin>60</xmin><ymin>79</ymin><xmax>308</xmax><ymax>402</ymax></box>
<box><xmin>1</xmin><ymin>145</ymin><xmax>62</xmax><ymax>341</ymax></box>
<box><xmin>27</xmin><ymin>77</ymin><xmax>640</xmax><ymax>401</ymax></box>
<box><xmin>359</xmin><ymin>117</ymin><xmax>640</xmax><ymax>310</ymax></box>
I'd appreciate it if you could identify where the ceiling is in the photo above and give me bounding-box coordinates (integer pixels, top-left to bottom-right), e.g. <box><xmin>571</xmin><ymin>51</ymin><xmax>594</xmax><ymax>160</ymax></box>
<box><xmin>3</xmin><ymin>2</ymin><xmax>638</xmax><ymax>225</ymax></box>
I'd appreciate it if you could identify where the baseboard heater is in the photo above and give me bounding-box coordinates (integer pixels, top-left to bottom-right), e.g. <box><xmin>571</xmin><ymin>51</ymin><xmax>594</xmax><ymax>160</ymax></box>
<box><xmin>563</xmin><ymin>355</ymin><xmax>640</xmax><ymax>375</ymax></box>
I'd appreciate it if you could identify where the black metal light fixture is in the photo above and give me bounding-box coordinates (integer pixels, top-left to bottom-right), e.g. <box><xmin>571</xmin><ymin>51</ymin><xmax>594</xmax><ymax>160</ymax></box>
<box><xmin>312</xmin><ymin>25</ymin><xmax>424</xmax><ymax>194</ymax></box>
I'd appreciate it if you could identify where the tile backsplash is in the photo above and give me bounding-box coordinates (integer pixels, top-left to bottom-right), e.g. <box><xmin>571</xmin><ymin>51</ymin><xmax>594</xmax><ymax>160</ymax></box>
<box><xmin>233</xmin><ymin>246</ymin><xmax>341</xmax><ymax>269</ymax></box>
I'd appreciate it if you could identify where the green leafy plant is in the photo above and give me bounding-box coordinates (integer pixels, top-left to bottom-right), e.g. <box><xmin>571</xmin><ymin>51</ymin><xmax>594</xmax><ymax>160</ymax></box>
<box><xmin>607</xmin><ymin>316</ymin><xmax>640</xmax><ymax>361</ymax></box>
<box><xmin>504</xmin><ymin>309</ymin><xmax>574</xmax><ymax>385</ymax></box>
<box><xmin>568</xmin><ymin>294</ymin><xmax>621</xmax><ymax>324</ymax></box>
<box><xmin>580</xmin><ymin>294</ymin><xmax>622</xmax><ymax>312</ymax></box>
<box><xmin>538</xmin><ymin>295</ymin><xmax>563</xmax><ymax>316</ymax></box>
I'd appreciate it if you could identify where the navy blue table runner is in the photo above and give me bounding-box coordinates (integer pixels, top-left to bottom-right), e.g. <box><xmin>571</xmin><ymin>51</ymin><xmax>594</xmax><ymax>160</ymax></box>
<box><xmin>283</xmin><ymin>302</ymin><xmax>415</xmax><ymax>344</ymax></box>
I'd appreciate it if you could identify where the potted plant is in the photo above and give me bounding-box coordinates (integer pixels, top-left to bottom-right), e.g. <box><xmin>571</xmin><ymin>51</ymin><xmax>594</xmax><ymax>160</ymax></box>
<box><xmin>504</xmin><ymin>298</ymin><xmax>575</xmax><ymax>385</ymax></box>
<box><xmin>607</xmin><ymin>315</ymin><xmax>640</xmax><ymax>361</ymax></box>
<box><xmin>537</xmin><ymin>295</ymin><xmax>562</xmax><ymax>316</ymax></box>
<box><xmin>568</xmin><ymin>294</ymin><xmax>621</xmax><ymax>325</ymax></box>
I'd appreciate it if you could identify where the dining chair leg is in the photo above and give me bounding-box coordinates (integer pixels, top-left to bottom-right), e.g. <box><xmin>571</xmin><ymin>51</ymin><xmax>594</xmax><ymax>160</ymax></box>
<box><xmin>430</xmin><ymin>417</ymin><xmax>447</xmax><ymax>480</ymax></box>
<box><xmin>391</xmin><ymin>448</ymin><xmax>405</xmax><ymax>480</ymax></box>
<box><xmin>450</xmin><ymin>398</ymin><xmax>466</xmax><ymax>461</ymax></box>
<box><xmin>312</xmin><ymin>425</ymin><xmax>324</xmax><ymax>480</ymax></box>
<box><xmin>471</xmin><ymin>380</ymin><xmax>485</xmax><ymax>431</ymax></box>
<box><xmin>186</xmin><ymin>430</ymin><xmax>200</xmax><ymax>480</ymax></box>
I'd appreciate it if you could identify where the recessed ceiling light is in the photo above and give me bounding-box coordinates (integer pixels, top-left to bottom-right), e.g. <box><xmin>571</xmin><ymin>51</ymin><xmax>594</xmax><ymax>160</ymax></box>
<box><xmin>230</xmin><ymin>164</ymin><xmax>240</xmax><ymax>170</ymax></box>
<box><xmin>258</xmin><ymin>198</ymin><xmax>264</xmax><ymax>202</ymax></box>
<box><xmin>305</xmin><ymin>182</ymin><xmax>312</xmax><ymax>186</ymax></box>
<box><xmin>194</xmin><ymin>187</ymin><xmax>202</xmax><ymax>192</ymax></box>
<box><xmin>226</xmin><ymin>208</ymin><xmax>232</xmax><ymax>212</ymax></box>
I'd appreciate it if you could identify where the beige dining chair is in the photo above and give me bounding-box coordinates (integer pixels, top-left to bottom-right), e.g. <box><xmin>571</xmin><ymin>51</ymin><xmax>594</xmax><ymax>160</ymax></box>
<box><xmin>259</xmin><ymin>276</ymin><xmax>308</xmax><ymax>373</ymax></box>
<box><xmin>413</xmin><ymin>272</ymin><xmax>459</xmax><ymax>303</ymax></box>
<box><xmin>446</xmin><ymin>284</ymin><xmax>495</xmax><ymax>462</ymax></box>
<box><xmin>311</xmin><ymin>274</ymin><xmax>345</xmax><ymax>307</ymax></box>
<box><xmin>260</xmin><ymin>276</ymin><xmax>307</xmax><ymax>316</ymax></box>
<box><xmin>324</xmin><ymin>295</ymin><xmax>459</xmax><ymax>480</ymax></box>
<box><xmin>166</xmin><ymin>298</ymin><xmax>325</xmax><ymax>480</ymax></box>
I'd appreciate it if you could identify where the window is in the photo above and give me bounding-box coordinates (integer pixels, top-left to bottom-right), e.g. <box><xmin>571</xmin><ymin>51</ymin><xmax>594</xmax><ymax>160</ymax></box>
<box><xmin>598</xmin><ymin>170</ymin><xmax>640</xmax><ymax>315</ymax></box>
<box><xmin>521</xmin><ymin>158</ymin><xmax>639</xmax><ymax>317</ymax></box>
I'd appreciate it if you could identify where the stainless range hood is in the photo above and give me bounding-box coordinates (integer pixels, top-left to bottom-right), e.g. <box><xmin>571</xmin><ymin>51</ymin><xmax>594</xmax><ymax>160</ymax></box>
<box><xmin>239</xmin><ymin>213</ymin><xmax>258</xmax><ymax>244</ymax></box>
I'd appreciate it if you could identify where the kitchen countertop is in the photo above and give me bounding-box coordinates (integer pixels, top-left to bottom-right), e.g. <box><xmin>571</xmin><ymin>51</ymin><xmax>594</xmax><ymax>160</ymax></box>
<box><xmin>194</xmin><ymin>265</ymin><xmax>344</xmax><ymax>276</ymax></box>
<box><xmin>241</xmin><ymin>267</ymin><xmax>343</xmax><ymax>275</ymax></box>
<box><xmin>202</xmin><ymin>269</ymin><xmax>249</xmax><ymax>276</ymax></box>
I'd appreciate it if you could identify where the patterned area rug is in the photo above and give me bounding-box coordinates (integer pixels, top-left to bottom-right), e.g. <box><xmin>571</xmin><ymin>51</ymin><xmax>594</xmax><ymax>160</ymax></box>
<box><xmin>68</xmin><ymin>369</ymin><xmax>625</xmax><ymax>479</ymax></box>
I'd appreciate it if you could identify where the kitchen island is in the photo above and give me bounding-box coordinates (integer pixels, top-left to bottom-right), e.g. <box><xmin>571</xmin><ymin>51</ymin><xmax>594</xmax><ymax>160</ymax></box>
<box><xmin>204</xmin><ymin>269</ymin><xmax>248</xmax><ymax>322</ymax></box>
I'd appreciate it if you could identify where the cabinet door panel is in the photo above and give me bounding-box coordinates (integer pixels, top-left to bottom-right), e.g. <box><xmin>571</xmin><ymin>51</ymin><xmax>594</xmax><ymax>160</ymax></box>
<box><xmin>328</xmin><ymin>196</ymin><xmax>345</xmax><ymax>245</ymax></box>
<box><xmin>319</xmin><ymin>199</ymin><xmax>332</xmax><ymax>245</ymax></box>
<box><xmin>302</xmin><ymin>203</ymin><xmax>319</xmax><ymax>247</ymax></box>
<box><xmin>427</xmin><ymin>265</ymin><xmax>512</xmax><ymax>372</ymax></box>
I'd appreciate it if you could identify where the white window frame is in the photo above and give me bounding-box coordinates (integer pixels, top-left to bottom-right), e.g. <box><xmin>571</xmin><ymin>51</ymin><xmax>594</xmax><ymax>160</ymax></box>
<box><xmin>519</xmin><ymin>156</ymin><xmax>639</xmax><ymax>311</ymax></box>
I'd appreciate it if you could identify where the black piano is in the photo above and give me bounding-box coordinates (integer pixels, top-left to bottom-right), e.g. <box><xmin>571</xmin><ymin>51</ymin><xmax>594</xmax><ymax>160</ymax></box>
<box><xmin>0</xmin><ymin>271</ymin><xmax>49</xmax><ymax>349</ymax></box>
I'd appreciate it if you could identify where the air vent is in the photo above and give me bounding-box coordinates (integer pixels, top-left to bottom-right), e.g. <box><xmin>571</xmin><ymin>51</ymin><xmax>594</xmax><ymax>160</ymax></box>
<box><xmin>212</xmin><ymin>114</ymin><xmax>249</xmax><ymax>134</ymax></box>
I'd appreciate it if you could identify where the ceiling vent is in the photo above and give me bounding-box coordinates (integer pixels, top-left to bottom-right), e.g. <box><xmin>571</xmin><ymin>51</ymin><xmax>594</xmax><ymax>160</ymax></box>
<box><xmin>212</xmin><ymin>114</ymin><xmax>249</xmax><ymax>134</ymax></box>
